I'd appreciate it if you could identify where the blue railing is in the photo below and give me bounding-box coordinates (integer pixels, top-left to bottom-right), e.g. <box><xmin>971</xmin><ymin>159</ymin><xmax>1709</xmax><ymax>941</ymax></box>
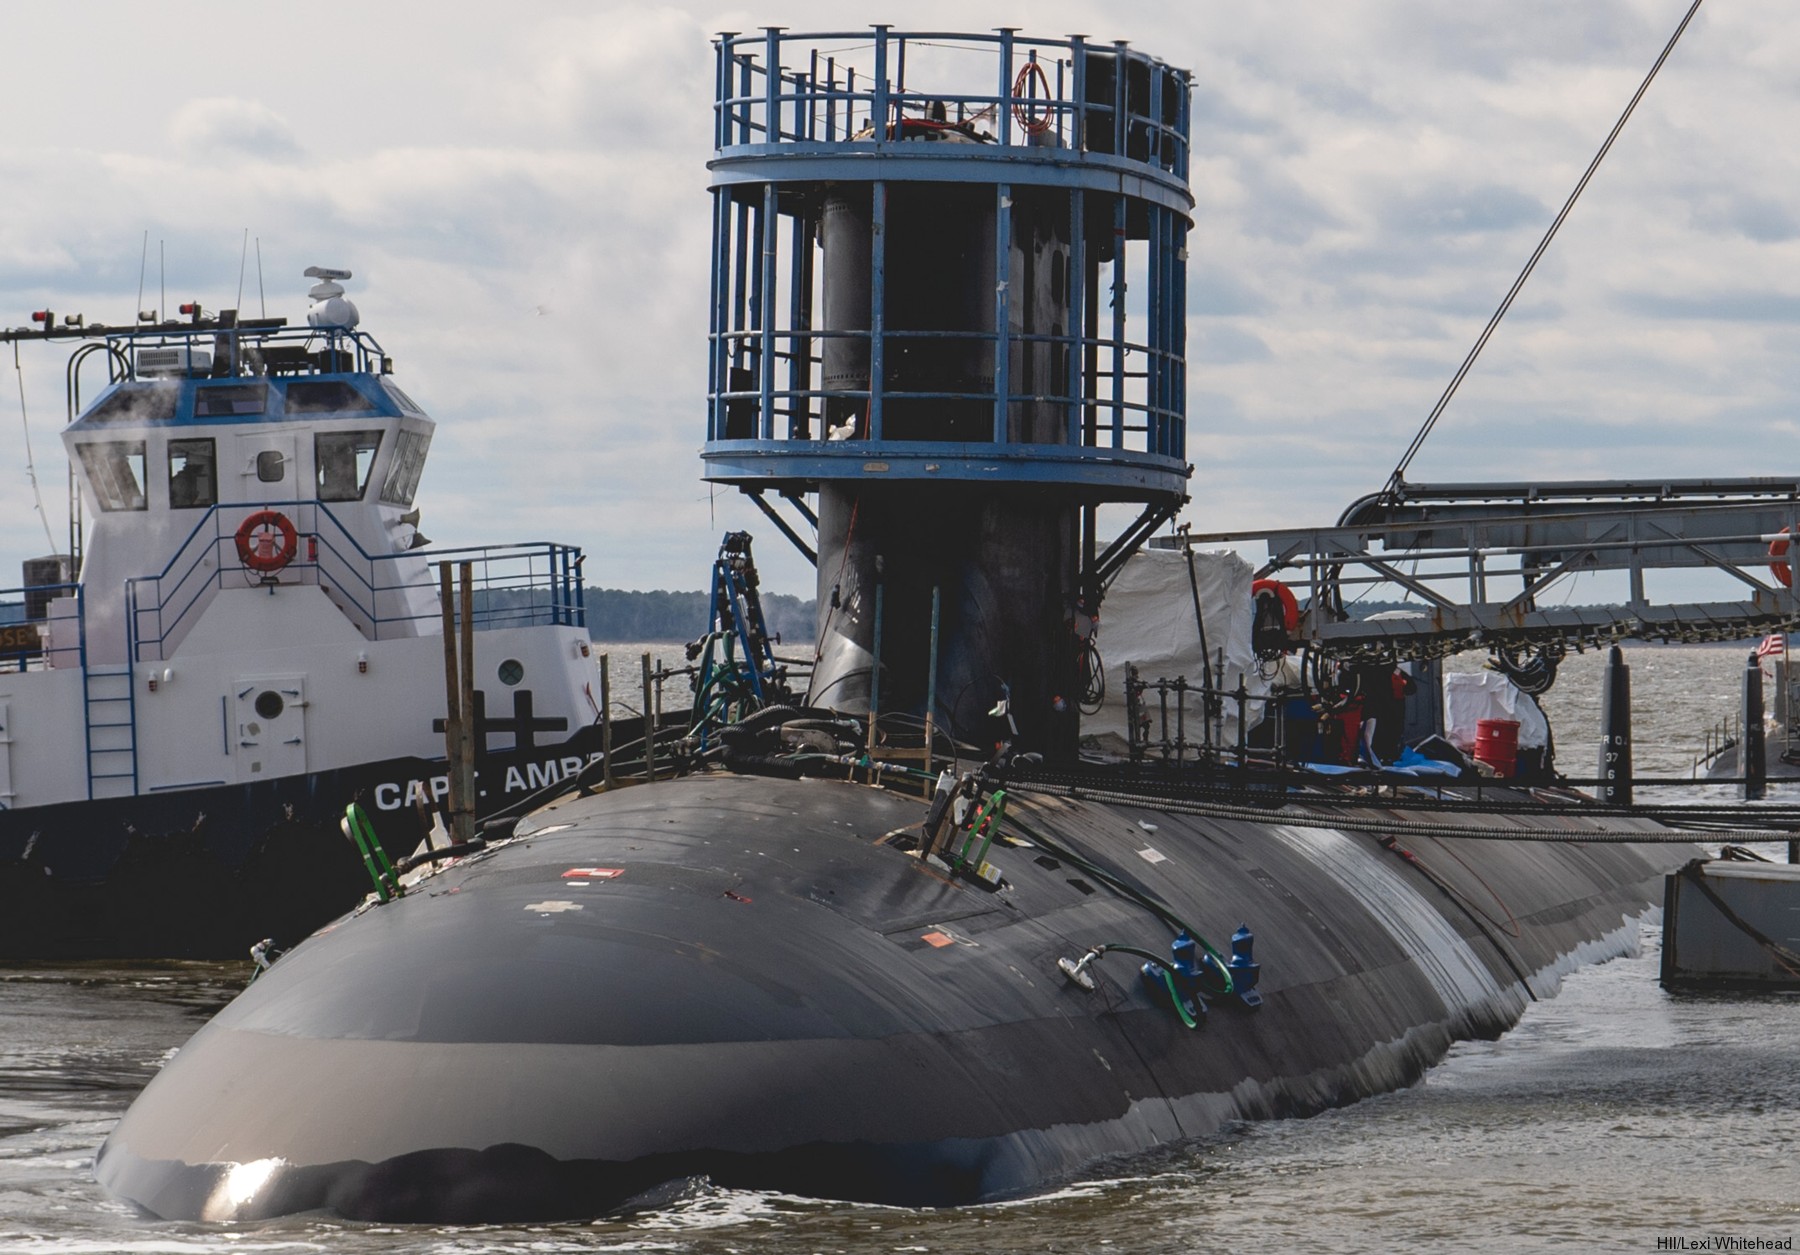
<box><xmin>714</xmin><ymin>28</ymin><xmax>1190</xmax><ymax>179</ymax></box>
<box><xmin>81</xmin><ymin>322</ymin><xmax>393</xmax><ymax>390</ymax></box>
<box><xmin>124</xmin><ymin>502</ymin><xmax>585</xmax><ymax>662</ymax></box>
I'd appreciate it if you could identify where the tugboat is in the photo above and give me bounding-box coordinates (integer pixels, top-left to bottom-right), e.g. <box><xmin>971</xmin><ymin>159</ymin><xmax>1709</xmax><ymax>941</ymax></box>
<box><xmin>0</xmin><ymin>268</ymin><xmax>602</xmax><ymax>957</ymax></box>
<box><xmin>97</xmin><ymin>30</ymin><xmax>1736</xmax><ymax>1222</ymax></box>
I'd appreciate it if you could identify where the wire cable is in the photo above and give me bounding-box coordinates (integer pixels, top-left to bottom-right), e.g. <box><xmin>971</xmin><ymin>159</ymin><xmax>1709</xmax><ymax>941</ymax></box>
<box><xmin>11</xmin><ymin>342</ymin><xmax>61</xmax><ymax>556</ymax></box>
<box><xmin>1383</xmin><ymin>0</ymin><xmax>1706</xmax><ymax>497</ymax></box>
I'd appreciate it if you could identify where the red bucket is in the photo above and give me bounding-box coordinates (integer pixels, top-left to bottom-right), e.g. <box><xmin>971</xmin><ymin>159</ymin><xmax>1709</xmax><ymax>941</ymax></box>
<box><xmin>1473</xmin><ymin>718</ymin><xmax>1520</xmax><ymax>777</ymax></box>
<box><xmin>1329</xmin><ymin>699</ymin><xmax>1363</xmax><ymax>765</ymax></box>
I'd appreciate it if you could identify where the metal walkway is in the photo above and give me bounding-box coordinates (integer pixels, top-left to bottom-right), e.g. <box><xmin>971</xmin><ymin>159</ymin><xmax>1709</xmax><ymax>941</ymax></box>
<box><xmin>1158</xmin><ymin>478</ymin><xmax>1800</xmax><ymax>661</ymax></box>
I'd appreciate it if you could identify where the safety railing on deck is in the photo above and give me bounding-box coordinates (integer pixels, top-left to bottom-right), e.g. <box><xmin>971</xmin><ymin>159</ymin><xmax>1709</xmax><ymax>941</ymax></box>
<box><xmin>1168</xmin><ymin>497</ymin><xmax>1800</xmax><ymax>663</ymax></box>
<box><xmin>715</xmin><ymin>28</ymin><xmax>1189</xmax><ymax>177</ymax></box>
<box><xmin>0</xmin><ymin>582</ymin><xmax>76</xmax><ymax>672</ymax></box>
<box><xmin>124</xmin><ymin>501</ymin><xmax>584</xmax><ymax>663</ymax></box>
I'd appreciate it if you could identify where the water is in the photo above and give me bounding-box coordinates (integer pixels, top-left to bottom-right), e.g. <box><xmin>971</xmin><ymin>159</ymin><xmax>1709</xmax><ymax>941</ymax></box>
<box><xmin>4</xmin><ymin>645</ymin><xmax>1797</xmax><ymax>1253</ymax></box>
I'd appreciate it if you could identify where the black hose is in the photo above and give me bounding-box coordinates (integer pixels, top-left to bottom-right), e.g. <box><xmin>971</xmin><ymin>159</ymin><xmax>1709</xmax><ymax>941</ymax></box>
<box><xmin>719</xmin><ymin>750</ymin><xmax>809</xmax><ymax>780</ymax></box>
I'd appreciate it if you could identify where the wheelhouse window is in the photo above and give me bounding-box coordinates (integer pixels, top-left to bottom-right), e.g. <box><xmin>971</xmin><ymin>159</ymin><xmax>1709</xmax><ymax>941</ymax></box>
<box><xmin>380</xmin><ymin>378</ymin><xmax>426</xmax><ymax>415</ymax></box>
<box><xmin>379</xmin><ymin>427</ymin><xmax>431</xmax><ymax>506</ymax></box>
<box><xmin>77</xmin><ymin>441</ymin><xmax>148</xmax><ymax>511</ymax></box>
<box><xmin>287</xmin><ymin>381</ymin><xmax>376</xmax><ymax>414</ymax></box>
<box><xmin>83</xmin><ymin>384</ymin><xmax>180</xmax><ymax>425</ymax></box>
<box><xmin>167</xmin><ymin>438</ymin><xmax>217</xmax><ymax>508</ymax></box>
<box><xmin>316</xmin><ymin>430</ymin><xmax>382</xmax><ymax>501</ymax></box>
<box><xmin>193</xmin><ymin>383</ymin><xmax>267</xmax><ymax>417</ymax></box>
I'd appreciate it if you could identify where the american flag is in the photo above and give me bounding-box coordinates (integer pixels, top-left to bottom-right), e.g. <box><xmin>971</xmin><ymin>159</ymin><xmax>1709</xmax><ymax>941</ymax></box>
<box><xmin>1756</xmin><ymin>633</ymin><xmax>1786</xmax><ymax>659</ymax></box>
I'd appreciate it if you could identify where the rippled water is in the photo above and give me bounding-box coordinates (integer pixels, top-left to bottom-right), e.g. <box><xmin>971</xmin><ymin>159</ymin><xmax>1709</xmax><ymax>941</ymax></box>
<box><xmin>4</xmin><ymin>645</ymin><xmax>1797</xmax><ymax>1254</ymax></box>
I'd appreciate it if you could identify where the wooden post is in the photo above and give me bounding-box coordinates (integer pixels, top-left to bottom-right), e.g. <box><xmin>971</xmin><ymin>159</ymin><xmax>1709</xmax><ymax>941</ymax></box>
<box><xmin>600</xmin><ymin>653</ymin><xmax>614</xmax><ymax>790</ymax></box>
<box><xmin>641</xmin><ymin>652</ymin><xmax>656</xmax><ymax>782</ymax></box>
<box><xmin>437</xmin><ymin>562</ymin><xmax>463</xmax><ymax>843</ymax></box>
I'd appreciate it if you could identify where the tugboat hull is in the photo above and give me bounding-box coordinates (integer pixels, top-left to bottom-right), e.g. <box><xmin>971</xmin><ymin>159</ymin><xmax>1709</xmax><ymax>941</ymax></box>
<box><xmin>0</xmin><ymin>727</ymin><xmax>606</xmax><ymax>958</ymax></box>
<box><xmin>96</xmin><ymin>773</ymin><xmax>1690</xmax><ymax>1221</ymax></box>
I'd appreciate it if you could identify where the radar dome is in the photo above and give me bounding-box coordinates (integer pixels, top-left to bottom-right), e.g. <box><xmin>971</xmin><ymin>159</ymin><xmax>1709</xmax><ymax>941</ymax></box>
<box><xmin>303</xmin><ymin>265</ymin><xmax>360</xmax><ymax>330</ymax></box>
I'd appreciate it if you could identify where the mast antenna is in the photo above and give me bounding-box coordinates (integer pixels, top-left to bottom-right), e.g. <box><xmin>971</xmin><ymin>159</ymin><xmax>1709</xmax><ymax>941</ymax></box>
<box><xmin>135</xmin><ymin>230</ymin><xmax>149</xmax><ymax>325</ymax></box>
<box><xmin>236</xmin><ymin>227</ymin><xmax>249</xmax><ymax>311</ymax></box>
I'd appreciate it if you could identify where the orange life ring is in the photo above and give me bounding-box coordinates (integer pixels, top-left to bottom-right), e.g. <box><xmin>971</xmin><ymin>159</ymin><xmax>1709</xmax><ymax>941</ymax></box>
<box><xmin>1251</xmin><ymin>578</ymin><xmax>1300</xmax><ymax>636</ymax></box>
<box><xmin>1771</xmin><ymin>528</ymin><xmax>1794</xmax><ymax>589</ymax></box>
<box><xmin>236</xmin><ymin>510</ymin><xmax>299</xmax><ymax>574</ymax></box>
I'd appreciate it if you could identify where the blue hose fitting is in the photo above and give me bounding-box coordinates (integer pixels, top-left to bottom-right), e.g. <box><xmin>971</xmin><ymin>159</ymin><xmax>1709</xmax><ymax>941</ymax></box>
<box><xmin>1141</xmin><ymin>931</ymin><xmax>1207</xmax><ymax>1023</ymax></box>
<box><xmin>1229</xmin><ymin>923</ymin><xmax>1264</xmax><ymax>1009</ymax></box>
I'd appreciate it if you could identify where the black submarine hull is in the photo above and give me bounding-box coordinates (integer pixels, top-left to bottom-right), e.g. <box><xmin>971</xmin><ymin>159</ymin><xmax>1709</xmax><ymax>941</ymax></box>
<box><xmin>96</xmin><ymin>772</ymin><xmax>1691</xmax><ymax>1222</ymax></box>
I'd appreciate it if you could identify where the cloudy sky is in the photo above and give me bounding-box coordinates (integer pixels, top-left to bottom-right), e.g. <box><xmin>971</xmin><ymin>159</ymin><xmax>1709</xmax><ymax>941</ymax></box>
<box><xmin>1</xmin><ymin>0</ymin><xmax>1793</xmax><ymax>601</ymax></box>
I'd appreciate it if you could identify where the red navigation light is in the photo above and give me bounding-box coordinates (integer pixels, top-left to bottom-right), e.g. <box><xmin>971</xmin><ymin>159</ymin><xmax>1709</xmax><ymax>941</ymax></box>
<box><xmin>179</xmin><ymin>302</ymin><xmax>198</xmax><ymax>314</ymax></box>
<box><xmin>30</xmin><ymin>310</ymin><xmax>50</xmax><ymax>324</ymax></box>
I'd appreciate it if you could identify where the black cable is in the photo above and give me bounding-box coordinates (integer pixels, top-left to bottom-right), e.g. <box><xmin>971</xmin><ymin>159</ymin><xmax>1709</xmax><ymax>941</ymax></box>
<box><xmin>1182</xmin><ymin>544</ymin><xmax>1215</xmax><ymax>699</ymax></box>
<box><xmin>1002</xmin><ymin>810</ymin><xmax>1233</xmax><ymax>989</ymax></box>
<box><xmin>1384</xmin><ymin>0</ymin><xmax>1706</xmax><ymax>496</ymax></box>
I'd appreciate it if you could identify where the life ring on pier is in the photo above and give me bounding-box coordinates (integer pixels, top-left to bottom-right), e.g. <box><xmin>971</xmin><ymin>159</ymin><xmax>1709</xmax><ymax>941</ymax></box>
<box><xmin>235</xmin><ymin>510</ymin><xmax>299</xmax><ymax>574</ymax></box>
<box><xmin>1250</xmin><ymin>578</ymin><xmax>1301</xmax><ymax>659</ymax></box>
<box><xmin>1771</xmin><ymin>527</ymin><xmax>1793</xmax><ymax>589</ymax></box>
<box><xmin>1251</xmin><ymin>579</ymin><xmax>1300</xmax><ymax>635</ymax></box>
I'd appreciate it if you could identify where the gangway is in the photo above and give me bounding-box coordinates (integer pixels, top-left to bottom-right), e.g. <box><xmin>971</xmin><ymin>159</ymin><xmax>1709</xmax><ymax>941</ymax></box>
<box><xmin>1157</xmin><ymin>478</ymin><xmax>1800</xmax><ymax>664</ymax></box>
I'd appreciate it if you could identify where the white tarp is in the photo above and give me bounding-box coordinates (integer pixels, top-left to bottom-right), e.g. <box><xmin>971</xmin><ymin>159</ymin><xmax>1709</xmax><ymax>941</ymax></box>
<box><xmin>1088</xmin><ymin>547</ymin><xmax>1268</xmax><ymax>751</ymax></box>
<box><xmin>1442</xmin><ymin>670</ymin><xmax>1549</xmax><ymax>751</ymax></box>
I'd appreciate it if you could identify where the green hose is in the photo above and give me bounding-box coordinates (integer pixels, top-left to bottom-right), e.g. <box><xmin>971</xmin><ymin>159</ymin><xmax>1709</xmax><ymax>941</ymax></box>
<box><xmin>1078</xmin><ymin>942</ymin><xmax>1205</xmax><ymax>1028</ymax></box>
<box><xmin>343</xmin><ymin>803</ymin><xmax>400</xmax><ymax>902</ymax></box>
<box><xmin>1160</xmin><ymin>968</ymin><xmax>1200</xmax><ymax>1029</ymax></box>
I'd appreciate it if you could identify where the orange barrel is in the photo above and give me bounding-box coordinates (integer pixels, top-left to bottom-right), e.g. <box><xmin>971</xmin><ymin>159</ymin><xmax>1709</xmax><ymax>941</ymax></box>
<box><xmin>1473</xmin><ymin>718</ymin><xmax>1520</xmax><ymax>777</ymax></box>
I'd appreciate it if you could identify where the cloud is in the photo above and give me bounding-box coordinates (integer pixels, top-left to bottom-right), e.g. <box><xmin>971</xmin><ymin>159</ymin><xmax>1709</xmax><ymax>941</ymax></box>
<box><xmin>1383</xmin><ymin>183</ymin><xmax>1547</xmax><ymax>237</ymax></box>
<box><xmin>1189</xmin><ymin>265</ymin><xmax>1271</xmax><ymax>317</ymax></box>
<box><xmin>1690</xmin><ymin>192</ymin><xmax>1800</xmax><ymax>244</ymax></box>
<box><xmin>167</xmin><ymin>98</ymin><xmax>303</xmax><ymax>162</ymax></box>
<box><xmin>1192</xmin><ymin>325</ymin><xmax>1272</xmax><ymax>365</ymax></box>
<box><xmin>1616</xmin><ymin>289</ymin><xmax>1800</xmax><ymax>323</ymax></box>
<box><xmin>489</xmin><ymin>7</ymin><xmax>713</xmax><ymax>150</ymax></box>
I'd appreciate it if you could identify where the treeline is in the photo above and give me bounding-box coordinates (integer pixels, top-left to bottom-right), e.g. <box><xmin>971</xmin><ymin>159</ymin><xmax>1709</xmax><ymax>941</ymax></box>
<box><xmin>583</xmin><ymin>587</ymin><xmax>816</xmax><ymax>644</ymax></box>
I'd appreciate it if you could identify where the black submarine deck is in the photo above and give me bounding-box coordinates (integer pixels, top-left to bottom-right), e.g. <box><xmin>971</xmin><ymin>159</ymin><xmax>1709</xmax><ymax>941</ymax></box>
<box><xmin>97</xmin><ymin>769</ymin><xmax>1695</xmax><ymax>1222</ymax></box>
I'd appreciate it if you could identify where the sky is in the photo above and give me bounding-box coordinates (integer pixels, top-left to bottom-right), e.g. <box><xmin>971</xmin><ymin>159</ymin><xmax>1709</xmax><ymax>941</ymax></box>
<box><xmin>3</xmin><ymin>0</ymin><xmax>1796</xmax><ymax>602</ymax></box>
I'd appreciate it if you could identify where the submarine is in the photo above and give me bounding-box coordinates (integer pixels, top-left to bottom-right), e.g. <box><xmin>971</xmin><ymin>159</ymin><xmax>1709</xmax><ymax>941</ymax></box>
<box><xmin>97</xmin><ymin>29</ymin><xmax>1706</xmax><ymax>1223</ymax></box>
